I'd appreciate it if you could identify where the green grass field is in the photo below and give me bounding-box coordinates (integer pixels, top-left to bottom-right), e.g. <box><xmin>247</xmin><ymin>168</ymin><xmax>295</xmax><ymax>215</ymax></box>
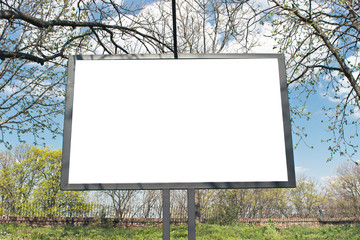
<box><xmin>1</xmin><ymin>223</ymin><xmax>360</xmax><ymax>239</ymax></box>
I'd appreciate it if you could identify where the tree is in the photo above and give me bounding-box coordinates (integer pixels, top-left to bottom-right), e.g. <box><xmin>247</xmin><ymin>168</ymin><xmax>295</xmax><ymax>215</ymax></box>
<box><xmin>1</xmin><ymin>0</ymin><xmax>359</xmax><ymax>160</ymax></box>
<box><xmin>3</xmin><ymin>0</ymin><xmax>359</xmax><ymax>223</ymax></box>
<box><xmin>206</xmin><ymin>188</ymin><xmax>289</xmax><ymax>224</ymax></box>
<box><xmin>0</xmin><ymin>144</ymin><xmax>32</xmax><ymax>214</ymax></box>
<box><xmin>205</xmin><ymin>176</ymin><xmax>325</xmax><ymax>223</ymax></box>
<box><xmin>0</xmin><ymin>0</ymin><xmax>80</xmax><ymax>148</ymax></box>
<box><xmin>0</xmin><ymin>0</ymin><xmax>174</xmax><ymax>148</ymax></box>
<box><xmin>0</xmin><ymin>0</ymin><xmax>172</xmax><ymax>63</ymax></box>
<box><xmin>1</xmin><ymin>0</ymin><xmax>260</xmax><ymax>149</ymax></box>
<box><xmin>0</xmin><ymin>59</ymin><xmax>67</xmax><ymax>148</ymax></box>
<box><xmin>136</xmin><ymin>0</ymin><xmax>260</xmax><ymax>54</ymax></box>
<box><xmin>103</xmin><ymin>190</ymin><xmax>137</xmax><ymax>218</ymax></box>
<box><xmin>286</xmin><ymin>175</ymin><xmax>324</xmax><ymax>218</ymax></box>
<box><xmin>136</xmin><ymin>190</ymin><xmax>161</xmax><ymax>218</ymax></box>
<box><xmin>325</xmin><ymin>162</ymin><xmax>360</xmax><ymax>217</ymax></box>
<box><xmin>0</xmin><ymin>146</ymin><xmax>91</xmax><ymax>217</ymax></box>
<box><xmin>259</xmin><ymin>0</ymin><xmax>360</xmax><ymax>161</ymax></box>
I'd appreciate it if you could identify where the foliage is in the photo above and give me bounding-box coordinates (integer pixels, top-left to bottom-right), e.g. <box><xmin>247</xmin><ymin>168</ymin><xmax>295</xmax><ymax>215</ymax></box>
<box><xmin>0</xmin><ymin>0</ymin><xmax>260</xmax><ymax>149</ymax></box>
<box><xmin>0</xmin><ymin>0</ymin><xmax>82</xmax><ymax>148</ymax></box>
<box><xmin>286</xmin><ymin>175</ymin><xmax>325</xmax><ymax>218</ymax></box>
<box><xmin>206</xmin><ymin>189</ymin><xmax>242</xmax><ymax>225</ymax></box>
<box><xmin>2</xmin><ymin>146</ymin><xmax>359</xmax><ymax>222</ymax></box>
<box><xmin>0</xmin><ymin>146</ymin><xmax>91</xmax><ymax>217</ymax></box>
<box><xmin>260</xmin><ymin>0</ymin><xmax>360</xmax><ymax>161</ymax></box>
<box><xmin>2</xmin><ymin>0</ymin><xmax>359</xmax><ymax>162</ymax></box>
<box><xmin>1</xmin><ymin>223</ymin><xmax>360</xmax><ymax>239</ymax></box>
<box><xmin>0</xmin><ymin>0</ymin><xmax>171</xmax><ymax>62</ymax></box>
<box><xmin>205</xmin><ymin>176</ymin><xmax>324</xmax><ymax>224</ymax></box>
<box><xmin>133</xmin><ymin>0</ymin><xmax>260</xmax><ymax>54</ymax></box>
<box><xmin>324</xmin><ymin>162</ymin><xmax>360</xmax><ymax>217</ymax></box>
<box><xmin>206</xmin><ymin>188</ymin><xmax>289</xmax><ymax>224</ymax></box>
<box><xmin>0</xmin><ymin>0</ymin><xmax>159</xmax><ymax>148</ymax></box>
<box><xmin>92</xmin><ymin>190</ymin><xmax>163</xmax><ymax>219</ymax></box>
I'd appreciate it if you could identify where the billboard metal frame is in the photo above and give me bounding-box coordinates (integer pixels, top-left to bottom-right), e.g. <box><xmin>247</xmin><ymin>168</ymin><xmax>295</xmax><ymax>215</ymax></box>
<box><xmin>60</xmin><ymin>53</ymin><xmax>296</xmax><ymax>191</ymax></box>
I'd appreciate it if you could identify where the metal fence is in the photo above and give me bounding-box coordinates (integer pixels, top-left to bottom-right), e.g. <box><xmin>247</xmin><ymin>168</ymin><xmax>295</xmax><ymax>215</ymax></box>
<box><xmin>1</xmin><ymin>200</ymin><xmax>359</xmax><ymax>226</ymax></box>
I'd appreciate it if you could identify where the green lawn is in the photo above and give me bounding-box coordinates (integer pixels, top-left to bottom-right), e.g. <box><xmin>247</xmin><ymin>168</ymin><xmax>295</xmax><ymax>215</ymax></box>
<box><xmin>1</xmin><ymin>223</ymin><xmax>360</xmax><ymax>239</ymax></box>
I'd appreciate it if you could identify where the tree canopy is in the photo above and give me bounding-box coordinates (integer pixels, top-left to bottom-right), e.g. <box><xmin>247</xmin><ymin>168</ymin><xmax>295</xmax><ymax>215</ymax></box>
<box><xmin>263</xmin><ymin>0</ymin><xmax>360</xmax><ymax>161</ymax></box>
<box><xmin>0</xmin><ymin>146</ymin><xmax>91</xmax><ymax>216</ymax></box>
<box><xmin>0</xmin><ymin>0</ymin><xmax>359</xmax><ymax>161</ymax></box>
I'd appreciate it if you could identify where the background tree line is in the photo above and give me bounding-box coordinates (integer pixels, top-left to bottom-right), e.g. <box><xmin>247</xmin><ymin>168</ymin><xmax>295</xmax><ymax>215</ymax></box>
<box><xmin>1</xmin><ymin>146</ymin><xmax>360</xmax><ymax>224</ymax></box>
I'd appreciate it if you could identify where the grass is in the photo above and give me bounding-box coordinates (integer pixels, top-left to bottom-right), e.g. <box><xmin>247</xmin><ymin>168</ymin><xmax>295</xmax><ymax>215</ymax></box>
<box><xmin>1</xmin><ymin>223</ymin><xmax>360</xmax><ymax>239</ymax></box>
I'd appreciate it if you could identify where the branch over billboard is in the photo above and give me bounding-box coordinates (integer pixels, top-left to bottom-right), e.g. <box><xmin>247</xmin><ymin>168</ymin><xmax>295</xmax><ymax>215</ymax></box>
<box><xmin>61</xmin><ymin>54</ymin><xmax>295</xmax><ymax>190</ymax></box>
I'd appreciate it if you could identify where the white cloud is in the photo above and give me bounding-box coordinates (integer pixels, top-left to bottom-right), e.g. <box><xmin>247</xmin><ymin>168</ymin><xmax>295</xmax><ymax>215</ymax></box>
<box><xmin>250</xmin><ymin>22</ymin><xmax>277</xmax><ymax>53</ymax></box>
<box><xmin>325</xmin><ymin>95</ymin><xmax>341</xmax><ymax>103</ymax></box>
<box><xmin>320</xmin><ymin>175</ymin><xmax>336</xmax><ymax>183</ymax></box>
<box><xmin>3</xmin><ymin>85</ymin><xmax>18</xmax><ymax>95</ymax></box>
<box><xmin>352</xmin><ymin>108</ymin><xmax>360</xmax><ymax>119</ymax></box>
<box><xmin>295</xmin><ymin>166</ymin><xmax>309</xmax><ymax>174</ymax></box>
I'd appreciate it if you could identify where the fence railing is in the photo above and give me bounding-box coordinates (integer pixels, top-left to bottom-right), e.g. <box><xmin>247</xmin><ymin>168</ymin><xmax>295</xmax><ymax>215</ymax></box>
<box><xmin>1</xmin><ymin>215</ymin><xmax>360</xmax><ymax>228</ymax></box>
<box><xmin>0</xmin><ymin>201</ymin><xmax>357</xmax><ymax>224</ymax></box>
<box><xmin>0</xmin><ymin>202</ymin><xmax>100</xmax><ymax>218</ymax></box>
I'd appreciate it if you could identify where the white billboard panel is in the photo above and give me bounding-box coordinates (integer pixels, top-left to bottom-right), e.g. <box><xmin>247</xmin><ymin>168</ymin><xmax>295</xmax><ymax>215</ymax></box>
<box><xmin>61</xmin><ymin>54</ymin><xmax>295</xmax><ymax>190</ymax></box>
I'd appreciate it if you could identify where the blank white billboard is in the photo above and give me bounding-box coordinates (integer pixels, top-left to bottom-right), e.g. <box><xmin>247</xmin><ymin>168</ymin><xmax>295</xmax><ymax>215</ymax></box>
<box><xmin>61</xmin><ymin>54</ymin><xmax>295</xmax><ymax>190</ymax></box>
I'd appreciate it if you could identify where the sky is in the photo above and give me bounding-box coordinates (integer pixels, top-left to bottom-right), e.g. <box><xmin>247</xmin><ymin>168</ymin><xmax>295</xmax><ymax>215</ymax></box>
<box><xmin>291</xmin><ymin>93</ymin><xmax>359</xmax><ymax>183</ymax></box>
<box><xmin>2</xmin><ymin>64</ymin><xmax>357</xmax><ymax>185</ymax></box>
<box><xmin>1</xmin><ymin>0</ymin><xmax>359</xmax><ymax>186</ymax></box>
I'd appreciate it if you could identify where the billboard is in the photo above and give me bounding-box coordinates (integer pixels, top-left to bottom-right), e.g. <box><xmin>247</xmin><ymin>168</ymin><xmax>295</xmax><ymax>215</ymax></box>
<box><xmin>61</xmin><ymin>54</ymin><xmax>295</xmax><ymax>190</ymax></box>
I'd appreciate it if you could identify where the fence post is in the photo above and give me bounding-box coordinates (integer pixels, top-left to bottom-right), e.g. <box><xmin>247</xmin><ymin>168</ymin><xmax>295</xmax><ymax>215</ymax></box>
<box><xmin>162</xmin><ymin>189</ymin><xmax>171</xmax><ymax>240</ymax></box>
<box><xmin>188</xmin><ymin>188</ymin><xmax>196</xmax><ymax>240</ymax></box>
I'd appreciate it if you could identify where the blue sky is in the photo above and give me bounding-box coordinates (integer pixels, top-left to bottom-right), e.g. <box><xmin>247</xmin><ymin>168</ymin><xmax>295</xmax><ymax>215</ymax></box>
<box><xmin>291</xmin><ymin>91</ymin><xmax>360</xmax><ymax>182</ymax></box>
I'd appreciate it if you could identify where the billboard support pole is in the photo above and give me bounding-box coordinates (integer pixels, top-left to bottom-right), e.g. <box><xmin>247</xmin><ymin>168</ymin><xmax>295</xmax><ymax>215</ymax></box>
<box><xmin>171</xmin><ymin>0</ymin><xmax>178</xmax><ymax>59</ymax></box>
<box><xmin>163</xmin><ymin>189</ymin><xmax>171</xmax><ymax>240</ymax></box>
<box><xmin>188</xmin><ymin>188</ymin><xmax>196</xmax><ymax>240</ymax></box>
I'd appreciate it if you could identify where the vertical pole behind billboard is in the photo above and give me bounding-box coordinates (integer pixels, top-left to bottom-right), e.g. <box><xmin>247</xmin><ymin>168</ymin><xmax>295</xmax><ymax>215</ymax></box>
<box><xmin>163</xmin><ymin>189</ymin><xmax>171</xmax><ymax>240</ymax></box>
<box><xmin>171</xmin><ymin>0</ymin><xmax>178</xmax><ymax>59</ymax></box>
<box><xmin>188</xmin><ymin>189</ymin><xmax>196</xmax><ymax>240</ymax></box>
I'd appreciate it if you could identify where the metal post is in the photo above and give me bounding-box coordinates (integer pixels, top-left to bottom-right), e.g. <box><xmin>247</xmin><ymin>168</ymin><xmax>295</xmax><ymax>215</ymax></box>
<box><xmin>163</xmin><ymin>189</ymin><xmax>171</xmax><ymax>240</ymax></box>
<box><xmin>171</xmin><ymin>0</ymin><xmax>178</xmax><ymax>59</ymax></box>
<box><xmin>188</xmin><ymin>188</ymin><xmax>196</xmax><ymax>240</ymax></box>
